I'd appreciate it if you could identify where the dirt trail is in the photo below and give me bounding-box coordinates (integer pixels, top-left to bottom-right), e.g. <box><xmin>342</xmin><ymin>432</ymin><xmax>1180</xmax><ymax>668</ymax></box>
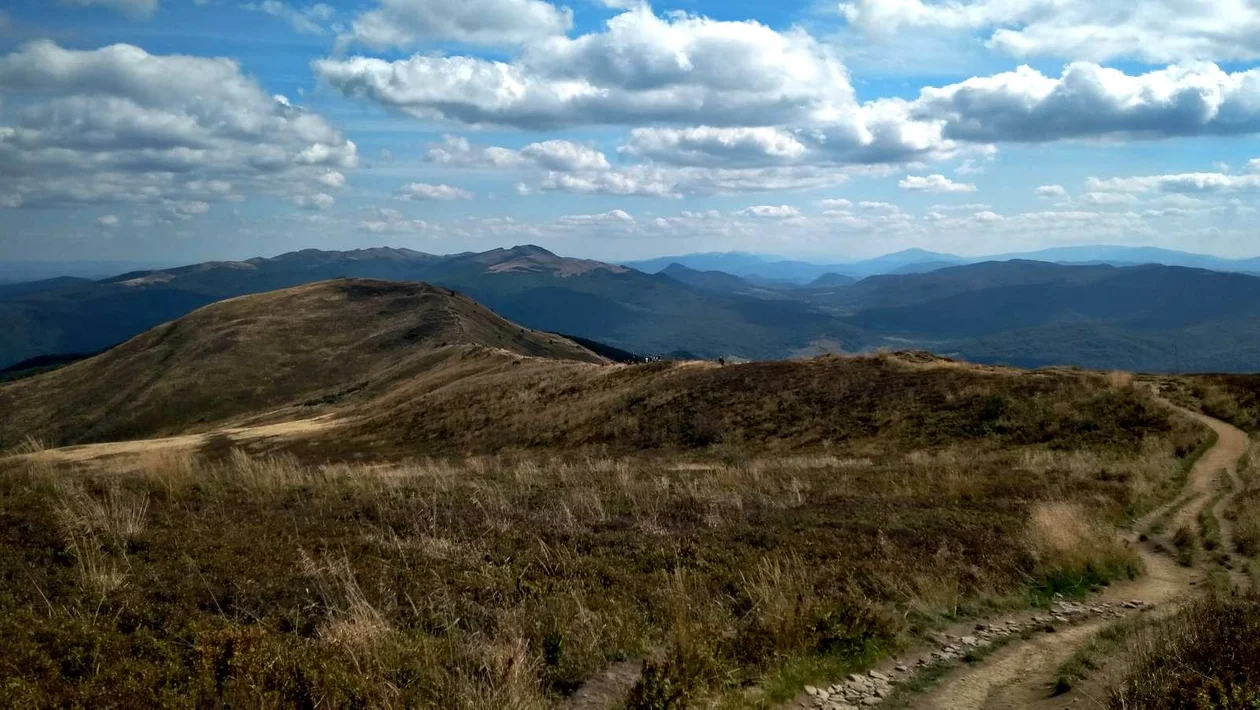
<box><xmin>1165</xmin><ymin>408</ymin><xmax>1248</xmax><ymax>541</ymax></box>
<box><xmin>907</xmin><ymin>402</ymin><xmax>1249</xmax><ymax>709</ymax></box>
<box><xmin>1188</xmin><ymin>409</ymin><xmax>1253</xmax><ymax>591</ymax></box>
<box><xmin>31</xmin><ymin>414</ymin><xmax>343</xmax><ymax>468</ymax></box>
<box><xmin>911</xmin><ymin>547</ymin><xmax>1192</xmax><ymax>710</ymax></box>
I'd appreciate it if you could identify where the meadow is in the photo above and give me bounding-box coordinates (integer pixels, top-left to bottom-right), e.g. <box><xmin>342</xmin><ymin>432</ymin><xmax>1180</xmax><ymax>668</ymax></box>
<box><xmin>0</xmin><ymin>364</ymin><xmax>1208</xmax><ymax>707</ymax></box>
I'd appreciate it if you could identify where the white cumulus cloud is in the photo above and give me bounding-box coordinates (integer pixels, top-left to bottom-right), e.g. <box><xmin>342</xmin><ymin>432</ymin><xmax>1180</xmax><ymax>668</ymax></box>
<box><xmin>839</xmin><ymin>0</ymin><xmax>1260</xmax><ymax>64</ymax></box>
<box><xmin>1080</xmin><ymin>191</ymin><xmax>1138</xmax><ymax>206</ymax></box>
<box><xmin>337</xmin><ymin>0</ymin><xmax>573</xmax><ymax>50</ymax></box>
<box><xmin>907</xmin><ymin>62</ymin><xmax>1260</xmax><ymax>143</ymax></box>
<box><xmin>554</xmin><ymin>209</ymin><xmax>636</xmax><ymax>226</ymax></box>
<box><xmin>317</xmin><ymin>170</ymin><xmax>347</xmax><ymax>190</ymax></box>
<box><xmin>519</xmin><ymin>140</ymin><xmax>611</xmax><ymax>172</ymax></box>
<box><xmin>620</xmin><ymin>126</ymin><xmax>809</xmax><ymax>167</ymax></box>
<box><xmin>396</xmin><ymin>182</ymin><xmax>474</xmax><ymax>200</ymax></box>
<box><xmin>294</xmin><ymin>193</ymin><xmax>335</xmax><ymax>210</ymax></box>
<box><xmin>317</xmin><ymin>5</ymin><xmax>857</xmax><ymax>130</ymax></box>
<box><xmin>1087</xmin><ymin>172</ymin><xmax>1260</xmax><ymax>194</ymax></box>
<box><xmin>899</xmin><ymin>174</ymin><xmax>976</xmax><ymax>192</ymax></box>
<box><xmin>737</xmin><ymin>204</ymin><xmax>801</xmax><ymax>218</ymax></box>
<box><xmin>0</xmin><ymin>41</ymin><xmax>357</xmax><ymax>214</ymax></box>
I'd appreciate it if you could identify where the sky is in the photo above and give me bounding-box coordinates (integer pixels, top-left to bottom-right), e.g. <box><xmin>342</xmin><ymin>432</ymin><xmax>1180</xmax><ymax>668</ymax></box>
<box><xmin>4</xmin><ymin>0</ymin><xmax>1260</xmax><ymax>264</ymax></box>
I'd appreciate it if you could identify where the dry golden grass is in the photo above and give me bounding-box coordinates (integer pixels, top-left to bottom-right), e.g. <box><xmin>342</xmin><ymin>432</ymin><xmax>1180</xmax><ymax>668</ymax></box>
<box><xmin>133</xmin><ymin>448</ymin><xmax>202</xmax><ymax>494</ymax></box>
<box><xmin>46</xmin><ymin>480</ymin><xmax>148</xmax><ymax>600</ymax></box>
<box><xmin>62</xmin><ymin>533</ymin><xmax>128</xmax><ymax>598</ymax></box>
<box><xmin>272</xmin><ymin>352</ymin><xmax>1182</xmax><ymax>461</ymax></box>
<box><xmin>1018</xmin><ymin>434</ymin><xmax>1190</xmax><ymax>517</ymax></box>
<box><xmin>0</xmin><ymin>433</ymin><xmax>1195</xmax><ymax>708</ymax></box>
<box><xmin>53</xmin><ymin>480</ymin><xmax>149</xmax><ymax>544</ymax></box>
<box><xmin>5</xmin><ymin>435</ymin><xmax>49</xmax><ymax>457</ymax></box>
<box><xmin>1107</xmin><ymin>370</ymin><xmax>1134</xmax><ymax>389</ymax></box>
<box><xmin>466</xmin><ymin>634</ymin><xmax>551</xmax><ymax>710</ymax></box>
<box><xmin>1028</xmin><ymin>502</ymin><xmax>1138</xmax><ymax>579</ymax></box>
<box><xmin>299</xmin><ymin>550</ymin><xmax>394</xmax><ymax>652</ymax></box>
<box><xmin>0</xmin><ymin>357</ymin><xmax>1215</xmax><ymax>707</ymax></box>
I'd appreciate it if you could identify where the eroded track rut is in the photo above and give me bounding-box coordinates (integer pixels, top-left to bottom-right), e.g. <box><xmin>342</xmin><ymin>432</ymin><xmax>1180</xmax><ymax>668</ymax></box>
<box><xmin>907</xmin><ymin>402</ymin><xmax>1249</xmax><ymax>709</ymax></box>
<box><xmin>788</xmin><ymin>400</ymin><xmax>1249</xmax><ymax>710</ymax></box>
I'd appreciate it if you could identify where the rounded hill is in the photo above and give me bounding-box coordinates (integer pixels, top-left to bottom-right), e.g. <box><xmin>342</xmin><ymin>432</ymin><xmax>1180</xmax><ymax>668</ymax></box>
<box><xmin>0</xmin><ymin>279</ymin><xmax>606</xmax><ymax>446</ymax></box>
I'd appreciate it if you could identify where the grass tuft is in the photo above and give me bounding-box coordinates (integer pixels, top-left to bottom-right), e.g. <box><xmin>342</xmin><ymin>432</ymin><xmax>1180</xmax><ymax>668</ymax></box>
<box><xmin>1108</xmin><ymin>593</ymin><xmax>1260</xmax><ymax>708</ymax></box>
<box><xmin>5</xmin><ymin>435</ymin><xmax>50</xmax><ymax>457</ymax></box>
<box><xmin>1172</xmin><ymin>525</ymin><xmax>1198</xmax><ymax>567</ymax></box>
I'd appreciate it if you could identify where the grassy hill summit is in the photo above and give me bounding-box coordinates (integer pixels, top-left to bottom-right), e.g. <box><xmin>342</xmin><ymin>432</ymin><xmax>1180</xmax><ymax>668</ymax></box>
<box><xmin>0</xmin><ymin>279</ymin><xmax>605</xmax><ymax>448</ymax></box>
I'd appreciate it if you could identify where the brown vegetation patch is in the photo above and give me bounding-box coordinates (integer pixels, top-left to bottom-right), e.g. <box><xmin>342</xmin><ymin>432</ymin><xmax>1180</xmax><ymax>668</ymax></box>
<box><xmin>0</xmin><ymin>279</ymin><xmax>605</xmax><ymax>449</ymax></box>
<box><xmin>1108</xmin><ymin>593</ymin><xmax>1260</xmax><ymax>708</ymax></box>
<box><xmin>0</xmin><ymin>409</ymin><xmax>1203</xmax><ymax>707</ymax></box>
<box><xmin>317</xmin><ymin>355</ymin><xmax>1181</xmax><ymax>461</ymax></box>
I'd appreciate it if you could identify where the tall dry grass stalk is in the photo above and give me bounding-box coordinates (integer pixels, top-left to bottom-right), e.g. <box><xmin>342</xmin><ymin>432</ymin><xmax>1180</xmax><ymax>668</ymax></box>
<box><xmin>1028</xmin><ymin>501</ymin><xmax>1140</xmax><ymax>582</ymax></box>
<box><xmin>298</xmin><ymin>549</ymin><xmax>393</xmax><ymax>652</ymax></box>
<box><xmin>54</xmin><ymin>480</ymin><xmax>149</xmax><ymax>544</ymax></box>
<box><xmin>1108</xmin><ymin>593</ymin><xmax>1260</xmax><ymax>707</ymax></box>
<box><xmin>741</xmin><ymin>554</ymin><xmax>815</xmax><ymax>649</ymax></box>
<box><xmin>134</xmin><ymin>448</ymin><xmax>203</xmax><ymax>494</ymax></box>
<box><xmin>6</xmin><ymin>435</ymin><xmax>50</xmax><ymax>457</ymax></box>
<box><xmin>63</xmin><ymin>532</ymin><xmax>128</xmax><ymax>598</ymax></box>
<box><xmin>225</xmin><ymin>449</ymin><xmax>309</xmax><ymax>497</ymax></box>
<box><xmin>1239</xmin><ymin>441</ymin><xmax>1260</xmax><ymax>485</ymax></box>
<box><xmin>463</xmin><ymin>634</ymin><xmax>550</xmax><ymax>710</ymax></box>
<box><xmin>53</xmin><ymin>481</ymin><xmax>147</xmax><ymax>598</ymax></box>
<box><xmin>1228</xmin><ymin>442</ymin><xmax>1260</xmax><ymax>558</ymax></box>
<box><xmin>1018</xmin><ymin>434</ymin><xmax>1184</xmax><ymax>515</ymax></box>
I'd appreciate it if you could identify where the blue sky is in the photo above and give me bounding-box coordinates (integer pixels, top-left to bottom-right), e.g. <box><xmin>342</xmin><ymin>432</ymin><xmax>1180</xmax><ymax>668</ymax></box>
<box><xmin>4</xmin><ymin>0</ymin><xmax>1260</xmax><ymax>264</ymax></box>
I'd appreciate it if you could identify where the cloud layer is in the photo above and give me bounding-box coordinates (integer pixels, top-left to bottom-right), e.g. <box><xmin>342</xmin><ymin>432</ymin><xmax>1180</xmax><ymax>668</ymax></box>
<box><xmin>15</xmin><ymin>0</ymin><xmax>1260</xmax><ymax>262</ymax></box>
<box><xmin>839</xmin><ymin>0</ymin><xmax>1260</xmax><ymax>63</ymax></box>
<box><xmin>908</xmin><ymin>62</ymin><xmax>1260</xmax><ymax>143</ymax></box>
<box><xmin>317</xmin><ymin>6</ymin><xmax>856</xmax><ymax>129</ymax></box>
<box><xmin>0</xmin><ymin>41</ymin><xmax>357</xmax><ymax>214</ymax></box>
<box><xmin>337</xmin><ymin>0</ymin><xmax>572</xmax><ymax>50</ymax></box>
<box><xmin>317</xmin><ymin>2</ymin><xmax>1260</xmax><ymax>203</ymax></box>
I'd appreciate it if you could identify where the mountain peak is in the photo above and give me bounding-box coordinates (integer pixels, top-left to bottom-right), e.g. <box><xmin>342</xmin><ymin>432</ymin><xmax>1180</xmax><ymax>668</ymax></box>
<box><xmin>505</xmin><ymin>244</ymin><xmax>557</xmax><ymax>258</ymax></box>
<box><xmin>474</xmin><ymin>244</ymin><xmax>628</xmax><ymax>277</ymax></box>
<box><xmin>662</xmin><ymin>262</ymin><xmax>701</xmax><ymax>275</ymax></box>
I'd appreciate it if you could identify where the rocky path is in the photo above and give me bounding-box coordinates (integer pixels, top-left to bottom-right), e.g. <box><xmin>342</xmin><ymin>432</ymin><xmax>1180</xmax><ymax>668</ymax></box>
<box><xmin>794</xmin><ymin>401</ymin><xmax>1249</xmax><ymax>710</ymax></box>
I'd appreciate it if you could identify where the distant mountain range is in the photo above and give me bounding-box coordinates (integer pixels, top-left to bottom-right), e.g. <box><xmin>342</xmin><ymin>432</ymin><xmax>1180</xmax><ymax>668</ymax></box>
<box><xmin>0</xmin><ymin>245</ymin><xmax>858</xmax><ymax>370</ymax></box>
<box><xmin>625</xmin><ymin>246</ymin><xmax>1260</xmax><ymax>283</ymax></box>
<box><xmin>6</xmin><ymin>244</ymin><xmax>1260</xmax><ymax>373</ymax></box>
<box><xmin>623</xmin><ymin>249</ymin><xmax>956</xmax><ymax>283</ymax></box>
<box><xmin>0</xmin><ymin>260</ymin><xmax>178</xmax><ymax>284</ymax></box>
